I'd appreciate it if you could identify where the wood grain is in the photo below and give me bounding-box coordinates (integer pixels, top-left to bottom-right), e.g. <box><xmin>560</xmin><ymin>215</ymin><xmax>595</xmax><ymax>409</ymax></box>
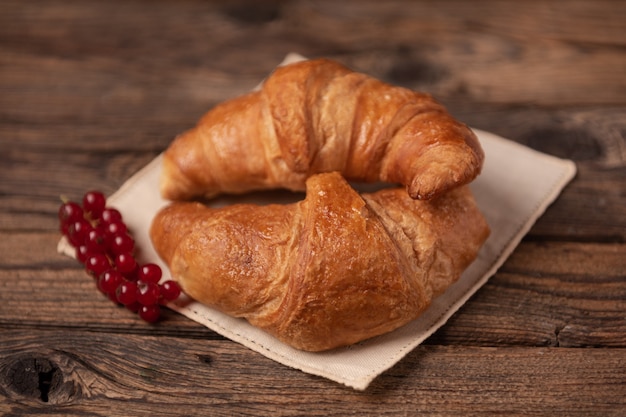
<box><xmin>1</xmin><ymin>0</ymin><xmax>625</xmax><ymax>415</ymax></box>
<box><xmin>1</xmin><ymin>330</ymin><xmax>625</xmax><ymax>416</ymax></box>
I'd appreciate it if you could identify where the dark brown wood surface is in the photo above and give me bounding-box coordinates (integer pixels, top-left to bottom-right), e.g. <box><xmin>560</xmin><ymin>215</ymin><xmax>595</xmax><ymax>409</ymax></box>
<box><xmin>1</xmin><ymin>1</ymin><xmax>624</xmax><ymax>415</ymax></box>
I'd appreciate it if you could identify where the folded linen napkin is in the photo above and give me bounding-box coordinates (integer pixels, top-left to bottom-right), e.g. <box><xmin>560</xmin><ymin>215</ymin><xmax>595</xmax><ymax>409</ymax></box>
<box><xmin>58</xmin><ymin>54</ymin><xmax>576</xmax><ymax>390</ymax></box>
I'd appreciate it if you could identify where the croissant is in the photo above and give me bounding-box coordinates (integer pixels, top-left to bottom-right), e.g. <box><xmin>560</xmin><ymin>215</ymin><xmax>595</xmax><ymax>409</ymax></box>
<box><xmin>150</xmin><ymin>172</ymin><xmax>490</xmax><ymax>351</ymax></box>
<box><xmin>160</xmin><ymin>58</ymin><xmax>484</xmax><ymax>201</ymax></box>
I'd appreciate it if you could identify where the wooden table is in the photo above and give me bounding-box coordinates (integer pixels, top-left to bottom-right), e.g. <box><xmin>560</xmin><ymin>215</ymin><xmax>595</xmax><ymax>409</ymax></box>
<box><xmin>1</xmin><ymin>1</ymin><xmax>624</xmax><ymax>415</ymax></box>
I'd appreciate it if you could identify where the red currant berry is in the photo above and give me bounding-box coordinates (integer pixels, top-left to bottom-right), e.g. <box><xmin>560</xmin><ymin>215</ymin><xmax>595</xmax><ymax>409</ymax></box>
<box><xmin>103</xmin><ymin>221</ymin><xmax>127</xmax><ymax>237</ymax></box>
<box><xmin>109</xmin><ymin>233</ymin><xmax>135</xmax><ymax>256</ymax></box>
<box><xmin>159</xmin><ymin>280</ymin><xmax>181</xmax><ymax>302</ymax></box>
<box><xmin>115</xmin><ymin>252</ymin><xmax>137</xmax><ymax>275</ymax></box>
<box><xmin>98</xmin><ymin>269</ymin><xmax>124</xmax><ymax>295</ymax></box>
<box><xmin>58</xmin><ymin>201</ymin><xmax>83</xmax><ymax>233</ymax></box>
<box><xmin>139</xmin><ymin>304</ymin><xmax>161</xmax><ymax>323</ymax></box>
<box><xmin>85</xmin><ymin>253</ymin><xmax>111</xmax><ymax>277</ymax></box>
<box><xmin>85</xmin><ymin>228</ymin><xmax>108</xmax><ymax>254</ymax></box>
<box><xmin>82</xmin><ymin>190</ymin><xmax>106</xmax><ymax>220</ymax></box>
<box><xmin>100</xmin><ymin>207</ymin><xmax>122</xmax><ymax>224</ymax></box>
<box><xmin>67</xmin><ymin>218</ymin><xmax>93</xmax><ymax>247</ymax></box>
<box><xmin>137</xmin><ymin>281</ymin><xmax>160</xmax><ymax>306</ymax></box>
<box><xmin>116</xmin><ymin>281</ymin><xmax>138</xmax><ymax>305</ymax></box>
<box><xmin>75</xmin><ymin>244</ymin><xmax>90</xmax><ymax>264</ymax></box>
<box><xmin>138</xmin><ymin>263</ymin><xmax>162</xmax><ymax>284</ymax></box>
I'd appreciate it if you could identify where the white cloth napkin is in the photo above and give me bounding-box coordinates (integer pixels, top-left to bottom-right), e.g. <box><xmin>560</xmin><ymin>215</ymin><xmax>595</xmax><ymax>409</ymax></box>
<box><xmin>58</xmin><ymin>55</ymin><xmax>576</xmax><ymax>390</ymax></box>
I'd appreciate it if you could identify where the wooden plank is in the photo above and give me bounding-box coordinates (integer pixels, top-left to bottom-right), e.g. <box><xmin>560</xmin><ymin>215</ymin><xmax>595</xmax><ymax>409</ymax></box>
<box><xmin>431</xmin><ymin>242</ymin><xmax>626</xmax><ymax>347</ymax></box>
<box><xmin>283</xmin><ymin>0</ymin><xmax>626</xmax><ymax>105</ymax></box>
<box><xmin>0</xmin><ymin>1</ymin><xmax>624</xmax><ymax>109</ymax></box>
<box><xmin>1</xmin><ymin>330</ymin><xmax>624</xmax><ymax>416</ymax></box>
<box><xmin>449</xmin><ymin>105</ymin><xmax>626</xmax><ymax>168</ymax></box>
<box><xmin>528</xmin><ymin>164</ymin><xmax>626</xmax><ymax>242</ymax></box>
<box><xmin>288</xmin><ymin>0</ymin><xmax>626</xmax><ymax>45</ymax></box>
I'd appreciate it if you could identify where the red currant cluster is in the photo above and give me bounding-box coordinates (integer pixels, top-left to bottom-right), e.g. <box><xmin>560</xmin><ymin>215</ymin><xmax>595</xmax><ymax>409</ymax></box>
<box><xmin>59</xmin><ymin>190</ymin><xmax>181</xmax><ymax>323</ymax></box>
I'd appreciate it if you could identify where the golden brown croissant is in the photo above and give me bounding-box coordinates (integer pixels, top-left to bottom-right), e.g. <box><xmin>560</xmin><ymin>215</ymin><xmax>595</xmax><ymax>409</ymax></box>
<box><xmin>160</xmin><ymin>58</ymin><xmax>484</xmax><ymax>201</ymax></box>
<box><xmin>150</xmin><ymin>172</ymin><xmax>490</xmax><ymax>351</ymax></box>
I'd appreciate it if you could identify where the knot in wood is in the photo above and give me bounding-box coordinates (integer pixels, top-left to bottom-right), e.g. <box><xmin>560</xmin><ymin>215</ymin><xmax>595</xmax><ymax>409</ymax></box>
<box><xmin>4</xmin><ymin>355</ymin><xmax>61</xmax><ymax>403</ymax></box>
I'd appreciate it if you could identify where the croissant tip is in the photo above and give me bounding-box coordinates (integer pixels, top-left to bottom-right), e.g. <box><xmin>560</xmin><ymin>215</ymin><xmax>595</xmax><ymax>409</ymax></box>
<box><xmin>407</xmin><ymin>173</ymin><xmax>443</xmax><ymax>200</ymax></box>
<box><xmin>408</xmin><ymin>188</ymin><xmax>433</xmax><ymax>200</ymax></box>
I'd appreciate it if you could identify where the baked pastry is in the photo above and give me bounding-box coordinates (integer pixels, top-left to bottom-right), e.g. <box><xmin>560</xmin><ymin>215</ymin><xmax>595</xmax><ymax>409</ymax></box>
<box><xmin>150</xmin><ymin>172</ymin><xmax>490</xmax><ymax>351</ymax></box>
<box><xmin>160</xmin><ymin>58</ymin><xmax>484</xmax><ymax>201</ymax></box>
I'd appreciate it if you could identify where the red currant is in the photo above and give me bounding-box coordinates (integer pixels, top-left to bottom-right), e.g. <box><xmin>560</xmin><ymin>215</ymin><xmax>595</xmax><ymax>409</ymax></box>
<box><xmin>58</xmin><ymin>201</ymin><xmax>83</xmax><ymax>233</ymax></box>
<box><xmin>75</xmin><ymin>244</ymin><xmax>90</xmax><ymax>264</ymax></box>
<box><xmin>103</xmin><ymin>221</ymin><xmax>127</xmax><ymax>237</ymax></box>
<box><xmin>100</xmin><ymin>207</ymin><xmax>122</xmax><ymax>224</ymax></box>
<box><xmin>159</xmin><ymin>280</ymin><xmax>181</xmax><ymax>303</ymax></box>
<box><xmin>116</xmin><ymin>281</ymin><xmax>138</xmax><ymax>305</ymax></box>
<box><xmin>98</xmin><ymin>269</ymin><xmax>124</xmax><ymax>296</ymax></box>
<box><xmin>139</xmin><ymin>304</ymin><xmax>161</xmax><ymax>323</ymax></box>
<box><xmin>109</xmin><ymin>233</ymin><xmax>135</xmax><ymax>255</ymax></box>
<box><xmin>82</xmin><ymin>190</ymin><xmax>106</xmax><ymax>220</ymax></box>
<box><xmin>115</xmin><ymin>252</ymin><xmax>137</xmax><ymax>275</ymax></box>
<box><xmin>58</xmin><ymin>190</ymin><xmax>183</xmax><ymax>324</ymax></box>
<box><xmin>137</xmin><ymin>281</ymin><xmax>161</xmax><ymax>306</ymax></box>
<box><xmin>67</xmin><ymin>218</ymin><xmax>93</xmax><ymax>247</ymax></box>
<box><xmin>85</xmin><ymin>253</ymin><xmax>111</xmax><ymax>277</ymax></box>
<box><xmin>85</xmin><ymin>228</ymin><xmax>108</xmax><ymax>254</ymax></box>
<box><xmin>138</xmin><ymin>263</ymin><xmax>162</xmax><ymax>284</ymax></box>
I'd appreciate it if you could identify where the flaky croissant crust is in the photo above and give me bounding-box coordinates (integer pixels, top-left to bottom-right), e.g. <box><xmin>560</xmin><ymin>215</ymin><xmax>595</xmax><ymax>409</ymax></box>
<box><xmin>151</xmin><ymin>172</ymin><xmax>490</xmax><ymax>351</ymax></box>
<box><xmin>160</xmin><ymin>58</ymin><xmax>484</xmax><ymax>202</ymax></box>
